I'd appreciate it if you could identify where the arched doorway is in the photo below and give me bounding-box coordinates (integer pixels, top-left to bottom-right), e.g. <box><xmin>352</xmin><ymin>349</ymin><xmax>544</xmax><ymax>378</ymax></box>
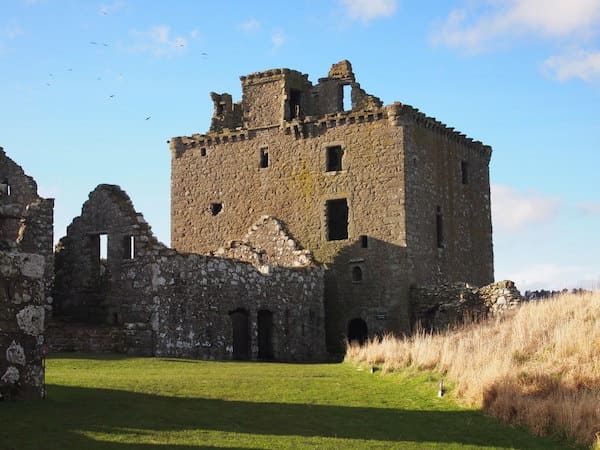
<box><xmin>347</xmin><ymin>318</ymin><xmax>368</xmax><ymax>345</ymax></box>
<box><xmin>257</xmin><ymin>310</ymin><xmax>274</xmax><ymax>360</ymax></box>
<box><xmin>229</xmin><ymin>308</ymin><xmax>250</xmax><ymax>360</ymax></box>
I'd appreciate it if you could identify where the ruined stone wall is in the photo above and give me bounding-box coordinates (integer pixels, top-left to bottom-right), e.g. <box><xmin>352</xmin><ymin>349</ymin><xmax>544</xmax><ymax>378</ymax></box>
<box><xmin>0</xmin><ymin>148</ymin><xmax>53</xmax><ymax>400</ymax></box>
<box><xmin>0</xmin><ymin>248</ymin><xmax>46</xmax><ymax>399</ymax></box>
<box><xmin>410</xmin><ymin>280</ymin><xmax>523</xmax><ymax>332</ymax></box>
<box><xmin>241</xmin><ymin>71</ymin><xmax>289</xmax><ymax>128</ymax></box>
<box><xmin>114</xmin><ymin>253</ymin><xmax>326</xmax><ymax>361</ymax></box>
<box><xmin>0</xmin><ymin>147</ymin><xmax>41</xmax><ymax>242</ymax></box>
<box><xmin>53</xmin><ymin>184</ymin><xmax>326</xmax><ymax>361</ymax></box>
<box><xmin>399</xmin><ymin>104</ymin><xmax>494</xmax><ymax>287</ymax></box>
<box><xmin>53</xmin><ymin>184</ymin><xmax>168</xmax><ymax>323</ymax></box>
<box><xmin>214</xmin><ymin>215</ymin><xmax>316</xmax><ymax>268</ymax></box>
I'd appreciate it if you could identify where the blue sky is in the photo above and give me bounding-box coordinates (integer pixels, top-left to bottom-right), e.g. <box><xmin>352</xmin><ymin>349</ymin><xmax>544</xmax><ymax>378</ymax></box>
<box><xmin>1</xmin><ymin>0</ymin><xmax>599</xmax><ymax>291</ymax></box>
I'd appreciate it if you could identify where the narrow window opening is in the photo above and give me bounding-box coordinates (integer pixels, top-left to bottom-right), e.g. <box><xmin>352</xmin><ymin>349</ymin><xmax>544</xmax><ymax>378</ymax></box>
<box><xmin>216</xmin><ymin>103</ymin><xmax>224</xmax><ymax>115</ymax></box>
<box><xmin>326</xmin><ymin>198</ymin><xmax>348</xmax><ymax>241</ymax></box>
<box><xmin>289</xmin><ymin>89</ymin><xmax>302</xmax><ymax>119</ymax></box>
<box><xmin>100</xmin><ymin>234</ymin><xmax>108</xmax><ymax>260</ymax></box>
<box><xmin>123</xmin><ymin>235</ymin><xmax>135</xmax><ymax>259</ymax></box>
<box><xmin>0</xmin><ymin>179</ymin><xmax>10</xmax><ymax>196</ymax></box>
<box><xmin>210</xmin><ymin>203</ymin><xmax>223</xmax><ymax>216</ymax></box>
<box><xmin>342</xmin><ymin>84</ymin><xmax>352</xmax><ymax>111</ymax></box>
<box><xmin>436</xmin><ymin>206</ymin><xmax>444</xmax><ymax>249</ymax></box>
<box><xmin>352</xmin><ymin>266</ymin><xmax>363</xmax><ymax>282</ymax></box>
<box><xmin>200</xmin><ymin>148</ymin><xmax>207</xmax><ymax>157</ymax></box>
<box><xmin>112</xmin><ymin>312</ymin><xmax>119</xmax><ymax>325</ymax></box>
<box><xmin>326</xmin><ymin>145</ymin><xmax>343</xmax><ymax>172</ymax></box>
<box><xmin>260</xmin><ymin>147</ymin><xmax>269</xmax><ymax>168</ymax></box>
<box><xmin>461</xmin><ymin>160</ymin><xmax>469</xmax><ymax>184</ymax></box>
<box><xmin>360</xmin><ymin>235</ymin><xmax>368</xmax><ymax>248</ymax></box>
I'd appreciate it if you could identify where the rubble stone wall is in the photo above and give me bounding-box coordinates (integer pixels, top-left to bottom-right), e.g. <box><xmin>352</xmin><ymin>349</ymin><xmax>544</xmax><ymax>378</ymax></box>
<box><xmin>0</xmin><ymin>148</ymin><xmax>53</xmax><ymax>400</ymax></box>
<box><xmin>52</xmin><ymin>184</ymin><xmax>327</xmax><ymax>361</ymax></box>
<box><xmin>410</xmin><ymin>280</ymin><xmax>524</xmax><ymax>332</ymax></box>
<box><xmin>0</xmin><ymin>250</ymin><xmax>46</xmax><ymax>400</ymax></box>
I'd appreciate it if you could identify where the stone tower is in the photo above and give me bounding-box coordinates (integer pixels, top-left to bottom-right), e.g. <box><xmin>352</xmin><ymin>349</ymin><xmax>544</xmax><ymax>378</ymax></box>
<box><xmin>170</xmin><ymin>61</ymin><xmax>493</xmax><ymax>352</ymax></box>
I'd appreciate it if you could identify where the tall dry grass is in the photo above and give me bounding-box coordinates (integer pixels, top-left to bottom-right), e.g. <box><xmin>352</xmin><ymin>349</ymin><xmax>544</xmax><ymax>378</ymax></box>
<box><xmin>345</xmin><ymin>291</ymin><xmax>600</xmax><ymax>448</ymax></box>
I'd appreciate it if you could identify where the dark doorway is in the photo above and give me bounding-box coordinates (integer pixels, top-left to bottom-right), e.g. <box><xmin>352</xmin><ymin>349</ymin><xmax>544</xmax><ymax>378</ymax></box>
<box><xmin>230</xmin><ymin>308</ymin><xmax>250</xmax><ymax>360</ymax></box>
<box><xmin>257</xmin><ymin>309</ymin><xmax>274</xmax><ymax>360</ymax></box>
<box><xmin>347</xmin><ymin>318</ymin><xmax>368</xmax><ymax>345</ymax></box>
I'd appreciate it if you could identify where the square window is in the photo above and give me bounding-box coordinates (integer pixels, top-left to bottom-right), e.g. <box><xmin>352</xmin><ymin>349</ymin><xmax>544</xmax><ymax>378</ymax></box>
<box><xmin>326</xmin><ymin>145</ymin><xmax>344</xmax><ymax>172</ymax></box>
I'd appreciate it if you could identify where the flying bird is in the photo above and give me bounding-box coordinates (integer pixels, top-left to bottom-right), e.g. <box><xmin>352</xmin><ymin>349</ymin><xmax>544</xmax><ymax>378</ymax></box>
<box><xmin>109</xmin><ymin>94</ymin><xmax>115</xmax><ymax>98</ymax></box>
<box><xmin>90</xmin><ymin>41</ymin><xmax>98</xmax><ymax>45</ymax></box>
<box><xmin>145</xmin><ymin>116</ymin><xmax>151</xmax><ymax>121</ymax></box>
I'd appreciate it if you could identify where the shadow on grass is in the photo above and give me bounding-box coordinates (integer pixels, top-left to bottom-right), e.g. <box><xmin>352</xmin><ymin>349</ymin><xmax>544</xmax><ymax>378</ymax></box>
<box><xmin>0</xmin><ymin>384</ymin><xmax>575</xmax><ymax>450</ymax></box>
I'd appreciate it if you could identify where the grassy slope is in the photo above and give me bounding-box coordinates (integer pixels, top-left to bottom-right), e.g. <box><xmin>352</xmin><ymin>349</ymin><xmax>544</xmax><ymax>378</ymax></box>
<box><xmin>0</xmin><ymin>354</ymin><xmax>575</xmax><ymax>449</ymax></box>
<box><xmin>346</xmin><ymin>291</ymin><xmax>600</xmax><ymax>448</ymax></box>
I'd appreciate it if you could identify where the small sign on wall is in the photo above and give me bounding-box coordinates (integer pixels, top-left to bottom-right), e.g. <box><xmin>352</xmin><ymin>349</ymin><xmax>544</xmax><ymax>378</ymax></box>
<box><xmin>375</xmin><ymin>312</ymin><xmax>387</xmax><ymax>320</ymax></box>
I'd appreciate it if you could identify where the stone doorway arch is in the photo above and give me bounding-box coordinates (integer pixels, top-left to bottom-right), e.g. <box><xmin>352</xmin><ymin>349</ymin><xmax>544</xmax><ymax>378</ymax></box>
<box><xmin>347</xmin><ymin>318</ymin><xmax>368</xmax><ymax>345</ymax></box>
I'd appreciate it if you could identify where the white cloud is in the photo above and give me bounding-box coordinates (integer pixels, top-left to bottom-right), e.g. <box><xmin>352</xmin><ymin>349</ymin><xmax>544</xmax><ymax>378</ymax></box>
<box><xmin>504</xmin><ymin>263</ymin><xmax>599</xmax><ymax>291</ymax></box>
<box><xmin>339</xmin><ymin>0</ymin><xmax>397</xmax><ymax>23</ymax></box>
<box><xmin>491</xmin><ymin>184</ymin><xmax>561</xmax><ymax>231</ymax></box>
<box><xmin>576</xmin><ymin>200</ymin><xmax>600</xmax><ymax>216</ymax></box>
<box><xmin>544</xmin><ymin>49</ymin><xmax>600</xmax><ymax>81</ymax></box>
<box><xmin>271</xmin><ymin>31</ymin><xmax>285</xmax><ymax>50</ymax></box>
<box><xmin>128</xmin><ymin>25</ymin><xmax>192</xmax><ymax>57</ymax></box>
<box><xmin>240</xmin><ymin>19</ymin><xmax>261</xmax><ymax>33</ymax></box>
<box><xmin>433</xmin><ymin>0</ymin><xmax>600</xmax><ymax>52</ymax></box>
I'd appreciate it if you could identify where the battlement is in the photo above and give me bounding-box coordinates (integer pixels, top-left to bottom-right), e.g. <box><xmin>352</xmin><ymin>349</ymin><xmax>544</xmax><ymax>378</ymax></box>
<box><xmin>171</xmin><ymin>98</ymin><xmax>490</xmax><ymax>161</ymax></box>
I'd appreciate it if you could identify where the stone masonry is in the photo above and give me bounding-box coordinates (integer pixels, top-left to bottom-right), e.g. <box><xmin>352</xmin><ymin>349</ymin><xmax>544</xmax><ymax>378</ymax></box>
<box><xmin>51</xmin><ymin>185</ymin><xmax>326</xmax><ymax>361</ymax></box>
<box><xmin>0</xmin><ymin>148</ymin><xmax>53</xmax><ymax>399</ymax></box>
<box><xmin>170</xmin><ymin>60</ymin><xmax>494</xmax><ymax>352</ymax></box>
<box><xmin>410</xmin><ymin>280</ymin><xmax>524</xmax><ymax>332</ymax></box>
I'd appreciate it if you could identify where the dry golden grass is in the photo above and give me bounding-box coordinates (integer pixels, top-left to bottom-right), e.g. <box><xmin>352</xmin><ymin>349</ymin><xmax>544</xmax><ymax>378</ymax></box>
<box><xmin>345</xmin><ymin>291</ymin><xmax>600</xmax><ymax>448</ymax></box>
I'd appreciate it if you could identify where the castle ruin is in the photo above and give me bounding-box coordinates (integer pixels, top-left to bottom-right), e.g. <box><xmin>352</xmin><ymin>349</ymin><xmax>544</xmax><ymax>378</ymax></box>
<box><xmin>2</xmin><ymin>60</ymin><xmax>498</xmax><ymax>373</ymax></box>
<box><xmin>170</xmin><ymin>60</ymin><xmax>494</xmax><ymax>351</ymax></box>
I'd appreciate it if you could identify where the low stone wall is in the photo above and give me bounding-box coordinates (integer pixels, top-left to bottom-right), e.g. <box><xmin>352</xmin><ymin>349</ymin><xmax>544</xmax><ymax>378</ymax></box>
<box><xmin>478</xmin><ymin>280</ymin><xmax>523</xmax><ymax>315</ymax></box>
<box><xmin>0</xmin><ymin>249</ymin><xmax>46</xmax><ymax>400</ymax></box>
<box><xmin>117</xmin><ymin>253</ymin><xmax>327</xmax><ymax>361</ymax></box>
<box><xmin>410</xmin><ymin>280</ymin><xmax>524</xmax><ymax>332</ymax></box>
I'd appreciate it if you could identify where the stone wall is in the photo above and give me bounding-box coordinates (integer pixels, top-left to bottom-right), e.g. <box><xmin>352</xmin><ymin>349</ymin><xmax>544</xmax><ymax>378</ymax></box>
<box><xmin>170</xmin><ymin>60</ymin><xmax>493</xmax><ymax>351</ymax></box>
<box><xmin>0</xmin><ymin>245</ymin><xmax>46</xmax><ymax>399</ymax></box>
<box><xmin>52</xmin><ymin>185</ymin><xmax>327</xmax><ymax>361</ymax></box>
<box><xmin>400</xmin><ymin>104</ymin><xmax>493</xmax><ymax>287</ymax></box>
<box><xmin>116</xmin><ymin>253</ymin><xmax>325</xmax><ymax>361</ymax></box>
<box><xmin>410</xmin><ymin>280</ymin><xmax>523</xmax><ymax>332</ymax></box>
<box><xmin>0</xmin><ymin>148</ymin><xmax>53</xmax><ymax>400</ymax></box>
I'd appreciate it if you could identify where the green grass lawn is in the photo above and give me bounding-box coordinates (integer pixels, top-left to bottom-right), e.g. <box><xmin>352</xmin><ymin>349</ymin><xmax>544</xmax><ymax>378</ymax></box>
<box><xmin>0</xmin><ymin>354</ymin><xmax>579</xmax><ymax>449</ymax></box>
